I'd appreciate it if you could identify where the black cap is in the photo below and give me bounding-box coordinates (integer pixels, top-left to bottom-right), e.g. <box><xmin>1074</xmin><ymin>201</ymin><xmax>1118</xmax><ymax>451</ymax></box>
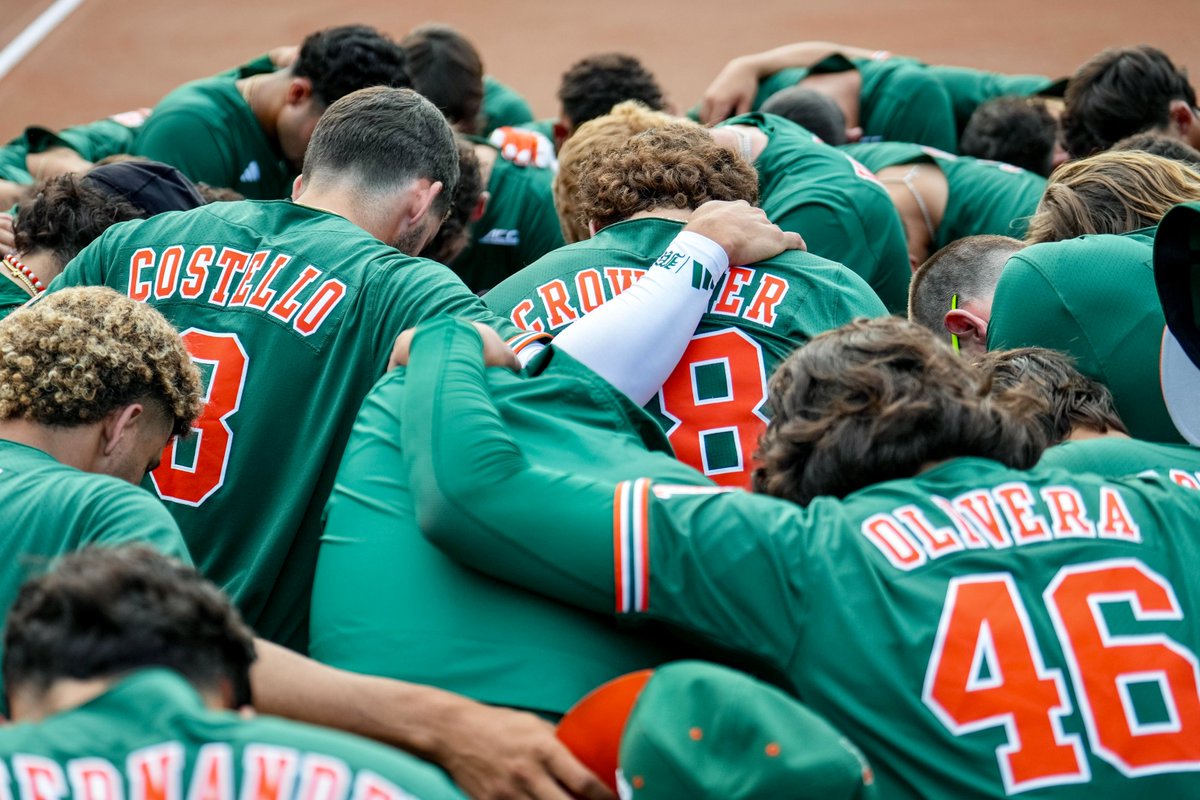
<box><xmin>84</xmin><ymin>161</ymin><xmax>205</xmax><ymax>217</ymax></box>
<box><xmin>1154</xmin><ymin>201</ymin><xmax>1200</xmax><ymax>443</ymax></box>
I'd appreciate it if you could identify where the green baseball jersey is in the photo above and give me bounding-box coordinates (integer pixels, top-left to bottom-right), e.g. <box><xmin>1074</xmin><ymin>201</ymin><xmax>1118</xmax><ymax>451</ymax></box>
<box><xmin>924</xmin><ymin>65</ymin><xmax>1061</xmax><ymax>134</ymax></box>
<box><xmin>840</xmin><ymin>141</ymin><xmax>1046</xmax><ymax>246</ymax></box>
<box><xmin>132</xmin><ymin>76</ymin><xmax>291</xmax><ymax>199</ymax></box>
<box><xmin>754</xmin><ymin>55</ymin><xmax>958</xmax><ymax>153</ymax></box>
<box><xmin>0</xmin><ymin>669</ymin><xmax>463</xmax><ymax>799</ymax></box>
<box><xmin>450</xmin><ymin>139</ymin><xmax>565</xmax><ymax>292</ymax></box>
<box><xmin>403</xmin><ymin>316</ymin><xmax>1200</xmax><ymax>799</ymax></box>
<box><xmin>312</xmin><ymin>347</ymin><xmax>708</xmax><ymax>716</ymax></box>
<box><xmin>0</xmin><ymin>439</ymin><xmax>191</xmax><ymax>700</ymax></box>
<box><xmin>0</xmin><ymin>135</ymin><xmax>31</xmax><ymax>183</ymax></box>
<box><xmin>1040</xmin><ymin>437</ymin><xmax>1200</xmax><ymax>486</ymax></box>
<box><xmin>481</xmin><ymin>76</ymin><xmax>535</xmax><ymax>136</ymax></box>
<box><xmin>485</xmin><ymin>216</ymin><xmax>887</xmax><ymax>486</ymax></box>
<box><xmin>50</xmin><ymin>200</ymin><xmax>526</xmax><ymax>652</ymax></box>
<box><xmin>0</xmin><ymin>117</ymin><xmax>140</xmax><ymax>185</ymax></box>
<box><xmin>986</xmin><ymin>228</ymin><xmax>1182</xmax><ymax>444</ymax></box>
<box><xmin>0</xmin><ymin>275</ymin><xmax>32</xmax><ymax>320</ymax></box>
<box><xmin>722</xmin><ymin>113</ymin><xmax>910</xmax><ymax>311</ymax></box>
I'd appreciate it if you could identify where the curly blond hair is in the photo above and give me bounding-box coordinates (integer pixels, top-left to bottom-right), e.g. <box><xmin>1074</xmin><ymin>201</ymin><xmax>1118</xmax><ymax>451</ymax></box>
<box><xmin>1025</xmin><ymin>150</ymin><xmax>1200</xmax><ymax>244</ymax></box>
<box><xmin>554</xmin><ymin>100</ymin><xmax>691</xmax><ymax>243</ymax></box>
<box><xmin>0</xmin><ymin>287</ymin><xmax>202</xmax><ymax>436</ymax></box>
<box><xmin>575</xmin><ymin>124</ymin><xmax>759</xmax><ymax>231</ymax></box>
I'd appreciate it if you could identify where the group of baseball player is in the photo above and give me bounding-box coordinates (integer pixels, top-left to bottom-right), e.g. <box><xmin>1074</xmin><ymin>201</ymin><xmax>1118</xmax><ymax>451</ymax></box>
<box><xmin>0</xmin><ymin>20</ymin><xmax>1199</xmax><ymax>800</ymax></box>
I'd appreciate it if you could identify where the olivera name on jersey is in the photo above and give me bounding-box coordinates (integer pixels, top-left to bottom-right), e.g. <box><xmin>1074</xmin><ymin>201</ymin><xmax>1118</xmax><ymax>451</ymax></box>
<box><xmin>508</xmin><ymin>264</ymin><xmax>789</xmax><ymax>334</ymax></box>
<box><xmin>0</xmin><ymin>744</ymin><xmax>416</xmax><ymax>800</ymax></box>
<box><xmin>122</xmin><ymin>244</ymin><xmax>354</xmax><ymax>347</ymax></box>
<box><xmin>864</xmin><ymin>481</ymin><xmax>1152</xmax><ymax>572</ymax></box>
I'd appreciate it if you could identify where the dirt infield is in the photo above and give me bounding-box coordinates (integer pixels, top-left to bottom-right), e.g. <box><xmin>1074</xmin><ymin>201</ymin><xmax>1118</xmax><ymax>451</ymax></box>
<box><xmin>1</xmin><ymin>0</ymin><xmax>1198</xmax><ymax>142</ymax></box>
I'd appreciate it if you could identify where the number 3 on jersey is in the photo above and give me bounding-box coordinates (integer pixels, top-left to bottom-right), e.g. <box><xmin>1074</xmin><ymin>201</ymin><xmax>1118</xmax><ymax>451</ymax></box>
<box><xmin>658</xmin><ymin>328</ymin><xmax>769</xmax><ymax>488</ymax></box>
<box><xmin>151</xmin><ymin>329</ymin><xmax>249</xmax><ymax>506</ymax></box>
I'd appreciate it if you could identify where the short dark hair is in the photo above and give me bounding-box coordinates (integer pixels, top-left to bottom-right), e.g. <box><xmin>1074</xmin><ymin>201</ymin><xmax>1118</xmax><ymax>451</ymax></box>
<box><xmin>4</xmin><ymin>547</ymin><xmax>257</xmax><ymax>708</ymax></box>
<box><xmin>421</xmin><ymin>137</ymin><xmax>484</xmax><ymax>266</ymax></box>
<box><xmin>14</xmin><ymin>174</ymin><xmax>141</xmax><ymax>269</ymax></box>
<box><xmin>908</xmin><ymin>235</ymin><xmax>1023</xmax><ymax>342</ymax></box>
<box><xmin>759</xmin><ymin>87</ymin><xmax>847</xmax><ymax>146</ymax></box>
<box><xmin>976</xmin><ymin>346</ymin><xmax>1129</xmax><ymax>445</ymax></box>
<box><xmin>302</xmin><ymin>87</ymin><xmax>459</xmax><ymax>217</ymax></box>
<box><xmin>1063</xmin><ymin>45</ymin><xmax>1196</xmax><ymax>158</ymax></box>
<box><xmin>753</xmin><ymin>317</ymin><xmax>1045</xmax><ymax>505</ymax></box>
<box><xmin>558</xmin><ymin>53</ymin><xmax>666</xmax><ymax>128</ymax></box>
<box><xmin>1111</xmin><ymin>131</ymin><xmax>1200</xmax><ymax>168</ymax></box>
<box><xmin>575</xmin><ymin>124</ymin><xmax>759</xmax><ymax>231</ymax></box>
<box><xmin>293</xmin><ymin>24</ymin><xmax>409</xmax><ymax>108</ymax></box>
<box><xmin>961</xmin><ymin>96</ymin><xmax>1058</xmax><ymax>176</ymax></box>
<box><xmin>401</xmin><ymin>24</ymin><xmax>484</xmax><ymax>134</ymax></box>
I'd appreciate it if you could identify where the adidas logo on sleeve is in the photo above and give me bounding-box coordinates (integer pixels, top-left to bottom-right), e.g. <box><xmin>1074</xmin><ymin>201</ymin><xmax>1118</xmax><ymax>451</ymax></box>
<box><xmin>239</xmin><ymin>161</ymin><xmax>261</xmax><ymax>183</ymax></box>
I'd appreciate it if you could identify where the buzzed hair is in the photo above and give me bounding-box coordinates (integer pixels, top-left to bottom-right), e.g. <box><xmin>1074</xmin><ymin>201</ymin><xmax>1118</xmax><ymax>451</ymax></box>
<box><xmin>1111</xmin><ymin>131</ymin><xmax>1200</xmax><ymax>168</ymax></box>
<box><xmin>301</xmin><ymin>87</ymin><xmax>459</xmax><ymax>217</ymax></box>
<box><xmin>759</xmin><ymin>86</ymin><xmax>848</xmax><ymax>145</ymax></box>
<box><xmin>908</xmin><ymin>235</ymin><xmax>1024</xmax><ymax>342</ymax></box>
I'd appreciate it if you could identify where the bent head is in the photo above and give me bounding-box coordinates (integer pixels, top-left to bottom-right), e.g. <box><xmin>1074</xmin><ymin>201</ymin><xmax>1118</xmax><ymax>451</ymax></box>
<box><xmin>4</xmin><ymin>547</ymin><xmax>257</xmax><ymax>720</ymax></box>
<box><xmin>0</xmin><ymin>287</ymin><xmax>203</xmax><ymax>482</ymax></box>
<box><xmin>753</xmin><ymin>317</ymin><xmax>1045</xmax><ymax>505</ymax></box>
<box><xmin>556</xmin><ymin>53</ymin><xmax>667</xmax><ymax>147</ymax></box>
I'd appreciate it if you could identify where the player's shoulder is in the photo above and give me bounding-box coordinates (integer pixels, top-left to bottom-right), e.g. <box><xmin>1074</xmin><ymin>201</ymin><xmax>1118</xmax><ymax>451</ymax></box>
<box><xmin>1006</xmin><ymin>228</ymin><xmax>1155</xmax><ymax>287</ymax></box>
<box><xmin>147</xmin><ymin>75</ymin><xmax>241</xmax><ymax>117</ymax></box>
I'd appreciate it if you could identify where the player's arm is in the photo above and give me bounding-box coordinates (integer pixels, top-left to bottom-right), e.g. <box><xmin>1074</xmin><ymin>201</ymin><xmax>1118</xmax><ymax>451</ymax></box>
<box><xmin>881</xmin><ymin>66</ymin><xmax>958</xmax><ymax>152</ymax></box>
<box><xmin>401</xmin><ymin>317</ymin><xmax>810</xmax><ymax>668</ymax></box>
<box><xmin>701</xmin><ymin>41</ymin><xmax>883</xmax><ymax>123</ymax></box>
<box><xmin>250</xmin><ymin>641</ymin><xmax>612</xmax><ymax>800</ymax></box>
<box><xmin>552</xmin><ymin>200</ymin><xmax>804</xmax><ymax>405</ymax></box>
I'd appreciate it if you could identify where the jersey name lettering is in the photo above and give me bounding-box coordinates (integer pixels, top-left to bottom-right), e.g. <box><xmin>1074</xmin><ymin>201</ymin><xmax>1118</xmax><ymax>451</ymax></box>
<box><xmin>862</xmin><ymin>482</ymin><xmax>1143</xmax><ymax>571</ymax></box>
<box><xmin>0</xmin><ymin>748</ymin><xmax>411</xmax><ymax>800</ymax></box>
<box><xmin>125</xmin><ymin>246</ymin><xmax>347</xmax><ymax>338</ymax></box>
<box><xmin>510</xmin><ymin>265</ymin><xmax>788</xmax><ymax>333</ymax></box>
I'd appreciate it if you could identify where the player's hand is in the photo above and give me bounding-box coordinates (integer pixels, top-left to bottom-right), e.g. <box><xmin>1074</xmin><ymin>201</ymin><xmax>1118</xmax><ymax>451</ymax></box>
<box><xmin>432</xmin><ymin>698</ymin><xmax>614</xmax><ymax>800</ymax></box>
<box><xmin>0</xmin><ymin>213</ymin><xmax>14</xmax><ymax>257</ymax></box>
<box><xmin>489</xmin><ymin>127</ymin><xmax>558</xmax><ymax>170</ymax></box>
<box><xmin>700</xmin><ymin>56</ymin><xmax>759</xmax><ymax>124</ymax></box>
<box><xmin>684</xmin><ymin>200</ymin><xmax>805</xmax><ymax>265</ymax></box>
<box><xmin>389</xmin><ymin>322</ymin><xmax>520</xmax><ymax>371</ymax></box>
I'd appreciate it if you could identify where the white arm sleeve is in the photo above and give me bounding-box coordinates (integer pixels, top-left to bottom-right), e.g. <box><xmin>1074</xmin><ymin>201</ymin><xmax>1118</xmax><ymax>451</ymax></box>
<box><xmin>552</xmin><ymin>231</ymin><xmax>730</xmax><ymax>406</ymax></box>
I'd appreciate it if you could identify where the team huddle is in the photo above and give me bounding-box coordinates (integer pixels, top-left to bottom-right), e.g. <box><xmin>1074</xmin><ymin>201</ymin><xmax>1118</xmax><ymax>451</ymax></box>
<box><xmin>1</xmin><ymin>20</ymin><xmax>1200</xmax><ymax>800</ymax></box>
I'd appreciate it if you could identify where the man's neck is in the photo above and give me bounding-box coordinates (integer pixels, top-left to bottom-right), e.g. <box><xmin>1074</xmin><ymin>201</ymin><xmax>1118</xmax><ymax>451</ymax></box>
<box><xmin>0</xmin><ymin>419</ymin><xmax>99</xmax><ymax>472</ymax></box>
<box><xmin>237</xmin><ymin>72</ymin><xmax>287</xmax><ymax>140</ymax></box>
<box><xmin>292</xmin><ymin>186</ymin><xmax>389</xmax><ymax>243</ymax></box>
<box><xmin>624</xmin><ymin>207</ymin><xmax>695</xmax><ymax>225</ymax></box>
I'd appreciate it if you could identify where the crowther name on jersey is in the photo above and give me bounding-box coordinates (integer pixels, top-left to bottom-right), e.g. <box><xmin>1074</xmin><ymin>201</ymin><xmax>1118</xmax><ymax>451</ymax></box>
<box><xmin>125</xmin><ymin>244</ymin><xmax>347</xmax><ymax>339</ymax></box>
<box><xmin>509</xmin><ymin>264</ymin><xmax>790</xmax><ymax>334</ymax></box>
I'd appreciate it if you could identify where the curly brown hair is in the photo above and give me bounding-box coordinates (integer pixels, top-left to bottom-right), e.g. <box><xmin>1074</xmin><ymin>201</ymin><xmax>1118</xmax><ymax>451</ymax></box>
<box><xmin>975</xmin><ymin>347</ymin><xmax>1129</xmax><ymax>445</ymax></box>
<box><xmin>575</xmin><ymin>124</ymin><xmax>759</xmax><ymax>232</ymax></box>
<box><xmin>14</xmin><ymin>174</ymin><xmax>141</xmax><ymax>269</ymax></box>
<box><xmin>554</xmin><ymin>100</ymin><xmax>687</xmax><ymax>243</ymax></box>
<box><xmin>752</xmin><ymin>317</ymin><xmax>1045</xmax><ymax>505</ymax></box>
<box><xmin>0</xmin><ymin>287</ymin><xmax>202</xmax><ymax>437</ymax></box>
<box><xmin>1025</xmin><ymin>150</ymin><xmax>1200</xmax><ymax>244</ymax></box>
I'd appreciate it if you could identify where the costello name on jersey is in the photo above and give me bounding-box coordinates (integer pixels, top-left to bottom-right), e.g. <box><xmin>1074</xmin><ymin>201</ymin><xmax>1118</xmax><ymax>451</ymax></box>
<box><xmin>121</xmin><ymin>244</ymin><xmax>350</xmax><ymax>339</ymax></box>
<box><xmin>864</xmin><ymin>481</ymin><xmax>1148</xmax><ymax>571</ymax></box>
<box><xmin>508</xmin><ymin>264</ymin><xmax>789</xmax><ymax>333</ymax></box>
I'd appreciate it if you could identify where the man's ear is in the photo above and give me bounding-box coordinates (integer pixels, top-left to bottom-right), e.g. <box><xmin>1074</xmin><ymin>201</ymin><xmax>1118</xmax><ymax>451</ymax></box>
<box><xmin>944</xmin><ymin>308</ymin><xmax>988</xmax><ymax>344</ymax></box>
<box><xmin>471</xmin><ymin>191</ymin><xmax>490</xmax><ymax>224</ymax></box>
<box><xmin>587</xmin><ymin>219</ymin><xmax>600</xmax><ymax>238</ymax></box>
<box><xmin>290</xmin><ymin>174</ymin><xmax>304</xmax><ymax>201</ymax></box>
<box><xmin>101</xmin><ymin>404</ymin><xmax>145</xmax><ymax>457</ymax></box>
<box><xmin>845</xmin><ymin>126</ymin><xmax>864</xmax><ymax>143</ymax></box>
<box><xmin>286</xmin><ymin>77</ymin><xmax>314</xmax><ymax>107</ymax></box>
<box><xmin>553</xmin><ymin>119</ymin><xmax>572</xmax><ymax>151</ymax></box>
<box><xmin>406</xmin><ymin>180</ymin><xmax>444</xmax><ymax>228</ymax></box>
